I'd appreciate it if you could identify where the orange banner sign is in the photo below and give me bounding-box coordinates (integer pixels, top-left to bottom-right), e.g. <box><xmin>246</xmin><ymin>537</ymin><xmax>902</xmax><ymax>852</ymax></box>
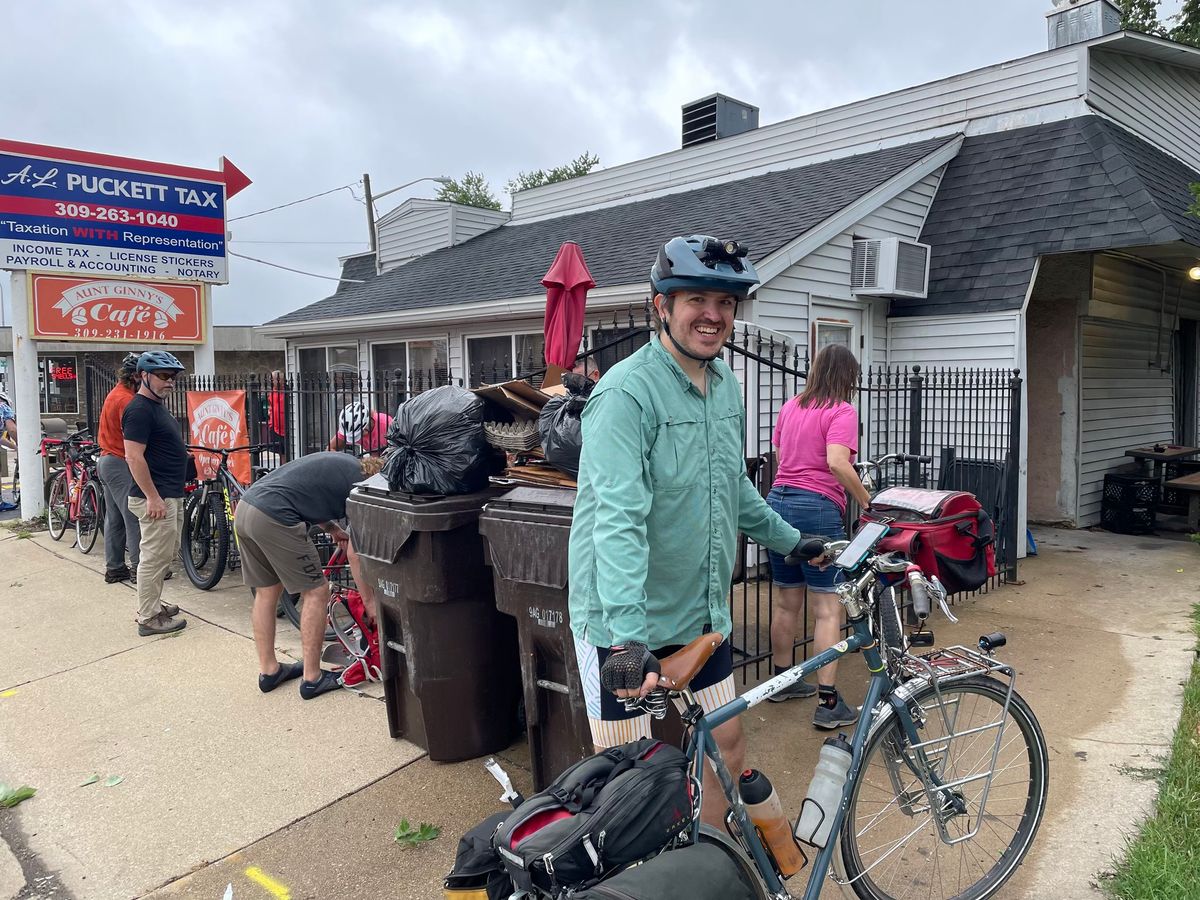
<box><xmin>28</xmin><ymin>272</ymin><xmax>203</xmax><ymax>343</ymax></box>
<box><xmin>186</xmin><ymin>390</ymin><xmax>251</xmax><ymax>486</ymax></box>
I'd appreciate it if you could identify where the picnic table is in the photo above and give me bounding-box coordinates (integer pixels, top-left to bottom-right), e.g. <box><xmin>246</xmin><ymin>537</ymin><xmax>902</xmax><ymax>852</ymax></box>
<box><xmin>1164</xmin><ymin>471</ymin><xmax>1200</xmax><ymax>531</ymax></box>
<box><xmin>1125</xmin><ymin>445</ymin><xmax>1200</xmax><ymax>481</ymax></box>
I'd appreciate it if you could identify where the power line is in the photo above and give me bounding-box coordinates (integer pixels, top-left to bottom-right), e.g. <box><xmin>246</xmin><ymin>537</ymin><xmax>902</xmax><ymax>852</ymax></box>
<box><xmin>228</xmin><ymin>182</ymin><xmax>362</xmax><ymax>222</ymax></box>
<box><xmin>231</xmin><ymin>240</ymin><xmax>367</xmax><ymax>245</ymax></box>
<box><xmin>229</xmin><ymin>250</ymin><xmax>366</xmax><ymax>283</ymax></box>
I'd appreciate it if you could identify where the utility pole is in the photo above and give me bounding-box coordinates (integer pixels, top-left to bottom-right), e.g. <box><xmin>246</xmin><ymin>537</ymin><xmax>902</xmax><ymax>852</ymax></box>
<box><xmin>363</xmin><ymin>172</ymin><xmax>377</xmax><ymax>255</ymax></box>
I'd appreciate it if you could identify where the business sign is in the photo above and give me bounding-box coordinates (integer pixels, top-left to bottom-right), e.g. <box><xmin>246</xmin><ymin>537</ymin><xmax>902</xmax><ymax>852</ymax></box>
<box><xmin>0</xmin><ymin>139</ymin><xmax>250</xmax><ymax>283</ymax></box>
<box><xmin>187</xmin><ymin>390</ymin><xmax>251</xmax><ymax>485</ymax></box>
<box><xmin>29</xmin><ymin>272</ymin><xmax>203</xmax><ymax>343</ymax></box>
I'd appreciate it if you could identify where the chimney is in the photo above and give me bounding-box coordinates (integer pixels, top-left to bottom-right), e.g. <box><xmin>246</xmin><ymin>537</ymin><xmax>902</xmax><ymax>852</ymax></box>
<box><xmin>1046</xmin><ymin>0</ymin><xmax>1122</xmax><ymax>49</ymax></box>
<box><xmin>681</xmin><ymin>94</ymin><xmax>759</xmax><ymax>149</ymax></box>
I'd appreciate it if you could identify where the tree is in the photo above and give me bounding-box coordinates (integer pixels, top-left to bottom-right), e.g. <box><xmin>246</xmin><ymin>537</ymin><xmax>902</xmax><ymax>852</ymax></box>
<box><xmin>505</xmin><ymin>152</ymin><xmax>601</xmax><ymax>196</ymax></box>
<box><xmin>1120</xmin><ymin>0</ymin><xmax>1166</xmax><ymax>35</ymax></box>
<box><xmin>1168</xmin><ymin>0</ymin><xmax>1200</xmax><ymax>46</ymax></box>
<box><xmin>1189</xmin><ymin>182</ymin><xmax>1200</xmax><ymax>219</ymax></box>
<box><xmin>435</xmin><ymin>171</ymin><xmax>502</xmax><ymax>210</ymax></box>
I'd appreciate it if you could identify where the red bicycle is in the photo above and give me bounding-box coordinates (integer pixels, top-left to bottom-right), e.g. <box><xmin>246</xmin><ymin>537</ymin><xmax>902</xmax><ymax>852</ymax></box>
<box><xmin>44</xmin><ymin>430</ymin><xmax>104</xmax><ymax>553</ymax></box>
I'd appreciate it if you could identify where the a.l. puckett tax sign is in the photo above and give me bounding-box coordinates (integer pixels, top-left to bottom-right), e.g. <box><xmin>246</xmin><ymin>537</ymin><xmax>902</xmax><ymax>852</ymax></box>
<box><xmin>0</xmin><ymin>139</ymin><xmax>250</xmax><ymax>283</ymax></box>
<box><xmin>29</xmin><ymin>272</ymin><xmax>203</xmax><ymax>343</ymax></box>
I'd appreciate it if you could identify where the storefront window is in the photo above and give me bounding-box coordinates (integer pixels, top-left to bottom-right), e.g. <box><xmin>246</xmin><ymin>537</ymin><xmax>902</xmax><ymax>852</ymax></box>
<box><xmin>40</xmin><ymin>355</ymin><xmax>79</xmax><ymax>415</ymax></box>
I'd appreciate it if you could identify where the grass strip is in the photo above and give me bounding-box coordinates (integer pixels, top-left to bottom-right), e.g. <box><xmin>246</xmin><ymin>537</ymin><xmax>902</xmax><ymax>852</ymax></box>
<box><xmin>1108</xmin><ymin>603</ymin><xmax>1200</xmax><ymax>899</ymax></box>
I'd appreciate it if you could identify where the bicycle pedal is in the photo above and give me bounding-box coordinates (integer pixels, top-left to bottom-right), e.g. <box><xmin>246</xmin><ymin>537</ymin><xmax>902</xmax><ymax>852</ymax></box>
<box><xmin>909</xmin><ymin>630</ymin><xmax>935</xmax><ymax>647</ymax></box>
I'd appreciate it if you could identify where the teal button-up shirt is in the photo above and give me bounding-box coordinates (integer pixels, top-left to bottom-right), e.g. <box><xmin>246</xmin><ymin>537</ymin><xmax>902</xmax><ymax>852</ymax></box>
<box><xmin>568</xmin><ymin>337</ymin><xmax>802</xmax><ymax>649</ymax></box>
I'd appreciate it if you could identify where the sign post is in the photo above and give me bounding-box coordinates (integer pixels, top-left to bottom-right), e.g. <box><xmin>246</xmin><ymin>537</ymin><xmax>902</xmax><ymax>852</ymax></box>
<box><xmin>0</xmin><ymin>140</ymin><xmax>249</xmax><ymax>518</ymax></box>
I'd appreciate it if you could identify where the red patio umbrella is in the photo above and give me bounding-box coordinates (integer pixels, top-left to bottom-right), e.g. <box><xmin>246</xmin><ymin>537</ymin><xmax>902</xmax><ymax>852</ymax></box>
<box><xmin>541</xmin><ymin>241</ymin><xmax>594</xmax><ymax>380</ymax></box>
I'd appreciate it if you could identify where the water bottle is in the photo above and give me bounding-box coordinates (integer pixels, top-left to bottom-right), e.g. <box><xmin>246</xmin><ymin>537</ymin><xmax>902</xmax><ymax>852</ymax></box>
<box><xmin>796</xmin><ymin>734</ymin><xmax>853</xmax><ymax>848</ymax></box>
<box><xmin>739</xmin><ymin>768</ymin><xmax>806</xmax><ymax>877</ymax></box>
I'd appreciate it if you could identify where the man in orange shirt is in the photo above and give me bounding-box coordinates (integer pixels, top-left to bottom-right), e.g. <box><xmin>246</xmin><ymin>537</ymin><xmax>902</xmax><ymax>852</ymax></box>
<box><xmin>98</xmin><ymin>353</ymin><xmax>143</xmax><ymax>583</ymax></box>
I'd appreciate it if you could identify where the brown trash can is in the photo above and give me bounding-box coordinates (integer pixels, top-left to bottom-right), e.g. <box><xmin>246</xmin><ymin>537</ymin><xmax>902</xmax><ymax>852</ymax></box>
<box><xmin>478</xmin><ymin>486</ymin><xmax>684</xmax><ymax>791</ymax></box>
<box><xmin>347</xmin><ymin>475</ymin><xmax>519</xmax><ymax>762</ymax></box>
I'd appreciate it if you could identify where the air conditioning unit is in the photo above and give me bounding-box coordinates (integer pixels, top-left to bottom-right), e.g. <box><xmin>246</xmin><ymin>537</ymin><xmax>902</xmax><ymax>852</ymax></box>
<box><xmin>851</xmin><ymin>237</ymin><xmax>930</xmax><ymax>299</ymax></box>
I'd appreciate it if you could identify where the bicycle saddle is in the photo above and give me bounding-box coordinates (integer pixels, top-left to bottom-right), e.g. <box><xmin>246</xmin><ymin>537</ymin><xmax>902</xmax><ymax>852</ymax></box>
<box><xmin>659</xmin><ymin>632</ymin><xmax>724</xmax><ymax>692</ymax></box>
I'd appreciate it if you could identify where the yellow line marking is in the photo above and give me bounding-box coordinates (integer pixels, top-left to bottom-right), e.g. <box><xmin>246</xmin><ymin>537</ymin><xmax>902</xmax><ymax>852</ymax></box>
<box><xmin>244</xmin><ymin>866</ymin><xmax>291</xmax><ymax>900</ymax></box>
<box><xmin>0</xmin><ymin>689</ymin><xmax>17</xmax><ymax>698</ymax></box>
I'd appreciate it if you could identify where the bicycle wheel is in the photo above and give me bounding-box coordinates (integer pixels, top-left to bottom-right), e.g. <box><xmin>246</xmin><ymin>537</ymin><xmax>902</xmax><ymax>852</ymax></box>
<box><xmin>181</xmin><ymin>492</ymin><xmax>229</xmax><ymax>590</ymax></box>
<box><xmin>75</xmin><ymin>481</ymin><xmax>102</xmax><ymax>554</ymax></box>
<box><xmin>47</xmin><ymin>473</ymin><xmax>69</xmax><ymax>540</ymax></box>
<box><xmin>279</xmin><ymin>588</ymin><xmax>339</xmax><ymax>642</ymax></box>
<box><xmin>840</xmin><ymin>675</ymin><xmax>1048</xmax><ymax>900</ymax></box>
<box><xmin>11</xmin><ymin>461</ymin><xmax>18</xmax><ymax>505</ymax></box>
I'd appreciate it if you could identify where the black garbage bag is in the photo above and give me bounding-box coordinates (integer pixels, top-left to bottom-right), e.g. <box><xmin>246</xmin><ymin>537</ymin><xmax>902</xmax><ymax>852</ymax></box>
<box><xmin>382</xmin><ymin>385</ymin><xmax>497</xmax><ymax>494</ymax></box>
<box><xmin>537</xmin><ymin>372</ymin><xmax>595</xmax><ymax>478</ymax></box>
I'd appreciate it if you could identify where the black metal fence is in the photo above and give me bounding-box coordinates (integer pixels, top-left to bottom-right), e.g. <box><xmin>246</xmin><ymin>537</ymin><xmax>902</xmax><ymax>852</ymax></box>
<box><xmin>84</xmin><ymin>309</ymin><xmax>1022</xmax><ymax>683</ymax></box>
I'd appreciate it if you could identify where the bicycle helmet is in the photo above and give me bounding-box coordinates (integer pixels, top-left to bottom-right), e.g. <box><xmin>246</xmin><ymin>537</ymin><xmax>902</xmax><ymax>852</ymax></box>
<box><xmin>136</xmin><ymin>350</ymin><xmax>186</xmax><ymax>373</ymax></box>
<box><xmin>338</xmin><ymin>402</ymin><xmax>371</xmax><ymax>441</ymax></box>
<box><xmin>119</xmin><ymin>352</ymin><xmax>141</xmax><ymax>376</ymax></box>
<box><xmin>0</xmin><ymin>390</ymin><xmax>9</xmax><ymax>404</ymax></box>
<box><xmin>650</xmin><ymin>234</ymin><xmax>760</xmax><ymax>300</ymax></box>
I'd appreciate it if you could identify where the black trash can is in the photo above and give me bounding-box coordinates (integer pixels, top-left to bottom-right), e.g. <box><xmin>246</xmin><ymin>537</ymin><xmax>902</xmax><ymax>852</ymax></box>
<box><xmin>347</xmin><ymin>475</ymin><xmax>520</xmax><ymax>762</ymax></box>
<box><xmin>479</xmin><ymin>486</ymin><xmax>684</xmax><ymax>790</ymax></box>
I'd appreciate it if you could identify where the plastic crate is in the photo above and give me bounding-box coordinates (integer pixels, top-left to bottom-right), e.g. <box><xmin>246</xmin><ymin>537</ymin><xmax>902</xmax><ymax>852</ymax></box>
<box><xmin>1160</xmin><ymin>461</ymin><xmax>1200</xmax><ymax>515</ymax></box>
<box><xmin>1100</xmin><ymin>473</ymin><xmax>1157</xmax><ymax>534</ymax></box>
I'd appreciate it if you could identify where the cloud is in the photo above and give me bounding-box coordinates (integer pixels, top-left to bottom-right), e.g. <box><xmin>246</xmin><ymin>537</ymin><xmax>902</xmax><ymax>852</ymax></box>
<box><xmin>1</xmin><ymin>0</ymin><xmax>1063</xmax><ymax>325</ymax></box>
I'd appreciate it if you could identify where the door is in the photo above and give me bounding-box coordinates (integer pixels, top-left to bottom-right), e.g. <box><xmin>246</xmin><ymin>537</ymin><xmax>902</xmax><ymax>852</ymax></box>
<box><xmin>809</xmin><ymin>300</ymin><xmax>865</xmax><ymax>365</ymax></box>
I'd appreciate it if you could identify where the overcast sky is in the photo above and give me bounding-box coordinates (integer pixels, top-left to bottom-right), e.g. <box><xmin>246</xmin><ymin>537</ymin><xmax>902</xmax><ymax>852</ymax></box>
<box><xmin>0</xmin><ymin>0</ymin><xmax>1186</xmax><ymax>326</ymax></box>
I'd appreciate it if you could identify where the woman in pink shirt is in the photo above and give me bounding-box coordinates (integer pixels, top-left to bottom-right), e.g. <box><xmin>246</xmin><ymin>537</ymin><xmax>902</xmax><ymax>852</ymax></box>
<box><xmin>765</xmin><ymin>344</ymin><xmax>872</xmax><ymax>729</ymax></box>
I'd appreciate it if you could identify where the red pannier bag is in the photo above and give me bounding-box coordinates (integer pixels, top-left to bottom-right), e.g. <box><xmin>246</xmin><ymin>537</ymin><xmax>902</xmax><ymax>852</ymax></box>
<box><xmin>859</xmin><ymin>487</ymin><xmax>997</xmax><ymax>593</ymax></box>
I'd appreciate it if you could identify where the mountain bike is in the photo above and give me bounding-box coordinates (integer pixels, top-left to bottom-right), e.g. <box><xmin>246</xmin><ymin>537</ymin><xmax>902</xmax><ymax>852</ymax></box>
<box><xmin>180</xmin><ymin>443</ymin><xmax>272</xmax><ymax>590</ymax></box>
<box><xmin>45</xmin><ymin>431</ymin><xmax>105</xmax><ymax>554</ymax></box>
<box><xmin>580</xmin><ymin>453</ymin><xmax>1048</xmax><ymax>900</ymax></box>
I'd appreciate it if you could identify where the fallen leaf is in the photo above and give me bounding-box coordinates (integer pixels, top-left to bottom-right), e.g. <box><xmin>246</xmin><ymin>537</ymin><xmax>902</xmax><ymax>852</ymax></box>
<box><xmin>104</xmin><ymin>775</ymin><xmax>124</xmax><ymax>787</ymax></box>
<box><xmin>0</xmin><ymin>784</ymin><xmax>37</xmax><ymax>808</ymax></box>
<box><xmin>79</xmin><ymin>775</ymin><xmax>100</xmax><ymax>787</ymax></box>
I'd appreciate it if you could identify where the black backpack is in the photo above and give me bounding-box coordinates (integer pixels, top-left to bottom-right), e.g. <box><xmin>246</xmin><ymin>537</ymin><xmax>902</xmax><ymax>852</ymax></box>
<box><xmin>492</xmin><ymin>739</ymin><xmax>695</xmax><ymax>896</ymax></box>
<box><xmin>572</xmin><ymin>842</ymin><xmax>760</xmax><ymax>900</ymax></box>
<box><xmin>443</xmin><ymin>811</ymin><xmax>515</xmax><ymax>899</ymax></box>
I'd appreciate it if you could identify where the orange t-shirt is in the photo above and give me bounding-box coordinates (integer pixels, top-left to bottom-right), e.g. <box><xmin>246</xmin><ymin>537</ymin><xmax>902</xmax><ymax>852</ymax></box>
<box><xmin>98</xmin><ymin>384</ymin><xmax>136</xmax><ymax>457</ymax></box>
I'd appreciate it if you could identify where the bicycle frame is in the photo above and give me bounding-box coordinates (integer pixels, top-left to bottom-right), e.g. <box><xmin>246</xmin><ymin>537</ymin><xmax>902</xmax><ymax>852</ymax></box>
<box><xmin>678</xmin><ymin>610</ymin><xmax>1014</xmax><ymax>899</ymax></box>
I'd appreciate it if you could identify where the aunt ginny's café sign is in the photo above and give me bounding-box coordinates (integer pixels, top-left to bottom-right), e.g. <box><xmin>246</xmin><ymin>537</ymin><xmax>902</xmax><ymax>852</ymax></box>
<box><xmin>29</xmin><ymin>272</ymin><xmax>203</xmax><ymax>343</ymax></box>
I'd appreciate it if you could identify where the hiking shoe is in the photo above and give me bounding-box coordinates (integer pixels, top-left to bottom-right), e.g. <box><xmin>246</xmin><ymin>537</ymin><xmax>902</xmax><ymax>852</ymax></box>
<box><xmin>104</xmin><ymin>566</ymin><xmax>130</xmax><ymax>584</ymax></box>
<box><xmin>813</xmin><ymin>698</ymin><xmax>859</xmax><ymax>730</ymax></box>
<box><xmin>160</xmin><ymin>603</ymin><xmax>180</xmax><ymax>618</ymax></box>
<box><xmin>299</xmin><ymin>670</ymin><xmax>342</xmax><ymax>700</ymax></box>
<box><xmin>259</xmin><ymin>661</ymin><xmax>304</xmax><ymax>694</ymax></box>
<box><xmin>767</xmin><ymin>677</ymin><xmax>817</xmax><ymax>702</ymax></box>
<box><xmin>137</xmin><ymin>613</ymin><xmax>187</xmax><ymax>636</ymax></box>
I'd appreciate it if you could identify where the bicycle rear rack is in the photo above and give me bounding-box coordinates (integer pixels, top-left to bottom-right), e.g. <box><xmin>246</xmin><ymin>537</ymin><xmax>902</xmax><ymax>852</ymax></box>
<box><xmin>892</xmin><ymin>645</ymin><xmax>1017</xmax><ymax>850</ymax></box>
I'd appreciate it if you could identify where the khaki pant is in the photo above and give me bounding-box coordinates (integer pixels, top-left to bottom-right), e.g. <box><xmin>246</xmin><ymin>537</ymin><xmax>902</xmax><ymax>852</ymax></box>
<box><xmin>128</xmin><ymin>496</ymin><xmax>183</xmax><ymax>623</ymax></box>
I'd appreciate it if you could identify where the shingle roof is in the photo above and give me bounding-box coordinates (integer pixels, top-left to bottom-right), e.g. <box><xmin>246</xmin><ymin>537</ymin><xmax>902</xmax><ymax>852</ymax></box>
<box><xmin>900</xmin><ymin>115</ymin><xmax>1200</xmax><ymax>317</ymax></box>
<box><xmin>268</xmin><ymin>135</ymin><xmax>957</xmax><ymax>326</ymax></box>
<box><xmin>335</xmin><ymin>253</ymin><xmax>377</xmax><ymax>293</ymax></box>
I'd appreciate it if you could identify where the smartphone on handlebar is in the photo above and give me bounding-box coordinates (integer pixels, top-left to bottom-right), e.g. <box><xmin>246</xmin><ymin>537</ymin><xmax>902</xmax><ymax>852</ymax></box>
<box><xmin>833</xmin><ymin>521</ymin><xmax>890</xmax><ymax>570</ymax></box>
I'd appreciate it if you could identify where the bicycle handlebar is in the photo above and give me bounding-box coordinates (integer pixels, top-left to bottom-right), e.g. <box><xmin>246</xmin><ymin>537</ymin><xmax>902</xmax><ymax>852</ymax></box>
<box><xmin>907</xmin><ymin>568</ymin><xmax>931</xmax><ymax>621</ymax></box>
<box><xmin>186</xmin><ymin>443</ymin><xmax>276</xmax><ymax>455</ymax></box>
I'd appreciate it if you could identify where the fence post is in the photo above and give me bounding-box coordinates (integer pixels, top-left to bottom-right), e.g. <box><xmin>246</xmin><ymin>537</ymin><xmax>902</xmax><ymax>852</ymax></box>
<box><xmin>245</xmin><ymin>372</ymin><xmax>261</xmax><ymax>475</ymax></box>
<box><xmin>907</xmin><ymin>365</ymin><xmax>923</xmax><ymax>487</ymax></box>
<box><xmin>1003</xmin><ymin>368</ymin><xmax>1023</xmax><ymax>584</ymax></box>
<box><xmin>84</xmin><ymin>360</ymin><xmax>97</xmax><ymax>436</ymax></box>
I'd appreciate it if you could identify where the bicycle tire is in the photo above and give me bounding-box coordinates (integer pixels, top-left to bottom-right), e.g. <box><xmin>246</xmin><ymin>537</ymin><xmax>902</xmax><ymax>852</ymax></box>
<box><xmin>839</xmin><ymin>675</ymin><xmax>1048</xmax><ymax>900</ymax></box>
<box><xmin>47</xmin><ymin>473</ymin><xmax>69</xmax><ymax>540</ymax></box>
<box><xmin>76</xmin><ymin>481</ymin><xmax>102</xmax><ymax>554</ymax></box>
<box><xmin>878</xmin><ymin>586</ymin><xmax>905</xmax><ymax>653</ymax></box>
<box><xmin>279</xmin><ymin>588</ymin><xmax>339</xmax><ymax>642</ymax></box>
<box><xmin>181</xmin><ymin>491</ymin><xmax>229</xmax><ymax>590</ymax></box>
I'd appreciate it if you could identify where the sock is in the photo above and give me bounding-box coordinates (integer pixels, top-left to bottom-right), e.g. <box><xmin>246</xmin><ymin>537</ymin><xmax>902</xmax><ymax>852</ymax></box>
<box><xmin>774</xmin><ymin>664</ymin><xmax>790</xmax><ymax>677</ymax></box>
<box><xmin>818</xmin><ymin>685</ymin><xmax>838</xmax><ymax>708</ymax></box>
<box><xmin>258</xmin><ymin>661</ymin><xmax>303</xmax><ymax>694</ymax></box>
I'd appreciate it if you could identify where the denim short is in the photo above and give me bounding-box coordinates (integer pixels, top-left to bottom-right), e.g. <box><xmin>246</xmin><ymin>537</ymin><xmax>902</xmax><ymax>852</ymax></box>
<box><xmin>766</xmin><ymin>486</ymin><xmax>847</xmax><ymax>592</ymax></box>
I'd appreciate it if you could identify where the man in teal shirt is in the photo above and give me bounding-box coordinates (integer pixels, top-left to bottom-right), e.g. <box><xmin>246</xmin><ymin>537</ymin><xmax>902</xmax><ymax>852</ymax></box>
<box><xmin>569</xmin><ymin>234</ymin><xmax>826</xmax><ymax>826</ymax></box>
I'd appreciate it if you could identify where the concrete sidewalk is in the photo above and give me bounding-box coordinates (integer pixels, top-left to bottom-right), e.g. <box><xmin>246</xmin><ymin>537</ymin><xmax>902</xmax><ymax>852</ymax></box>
<box><xmin>1</xmin><ymin>524</ymin><xmax>1196</xmax><ymax>899</ymax></box>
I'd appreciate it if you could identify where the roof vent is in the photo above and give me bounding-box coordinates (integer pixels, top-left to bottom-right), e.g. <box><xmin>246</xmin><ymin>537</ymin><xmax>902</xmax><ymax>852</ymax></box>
<box><xmin>681</xmin><ymin>94</ymin><xmax>759</xmax><ymax>148</ymax></box>
<box><xmin>851</xmin><ymin>237</ymin><xmax>930</xmax><ymax>299</ymax></box>
<box><xmin>1046</xmin><ymin>0</ymin><xmax>1121</xmax><ymax>50</ymax></box>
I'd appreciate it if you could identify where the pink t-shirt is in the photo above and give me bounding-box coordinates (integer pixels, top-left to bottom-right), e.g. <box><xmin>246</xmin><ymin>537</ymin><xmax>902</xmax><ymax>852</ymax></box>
<box><xmin>772</xmin><ymin>399</ymin><xmax>859</xmax><ymax>511</ymax></box>
<box><xmin>339</xmin><ymin>410</ymin><xmax>393</xmax><ymax>452</ymax></box>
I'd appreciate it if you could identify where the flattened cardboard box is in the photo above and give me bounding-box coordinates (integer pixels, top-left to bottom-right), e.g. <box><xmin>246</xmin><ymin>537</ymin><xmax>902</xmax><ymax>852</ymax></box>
<box><xmin>472</xmin><ymin>379</ymin><xmax>549</xmax><ymax>420</ymax></box>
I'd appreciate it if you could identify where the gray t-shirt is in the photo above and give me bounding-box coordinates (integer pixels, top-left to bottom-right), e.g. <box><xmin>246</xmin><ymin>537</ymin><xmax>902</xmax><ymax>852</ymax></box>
<box><xmin>241</xmin><ymin>452</ymin><xmax>362</xmax><ymax>527</ymax></box>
